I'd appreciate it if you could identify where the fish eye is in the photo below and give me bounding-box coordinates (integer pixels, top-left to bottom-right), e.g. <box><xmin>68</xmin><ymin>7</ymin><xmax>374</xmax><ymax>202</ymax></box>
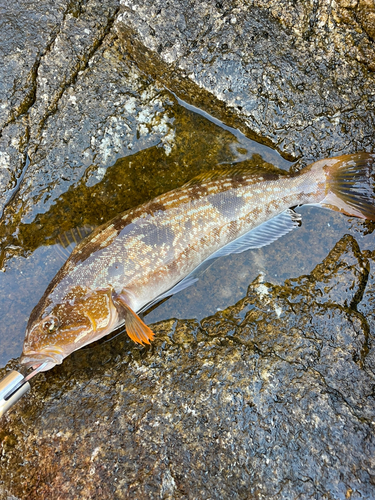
<box><xmin>42</xmin><ymin>316</ymin><xmax>59</xmax><ymax>333</ymax></box>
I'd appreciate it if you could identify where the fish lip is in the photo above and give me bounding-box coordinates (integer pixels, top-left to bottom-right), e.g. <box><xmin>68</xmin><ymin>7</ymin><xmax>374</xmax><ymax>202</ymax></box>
<box><xmin>21</xmin><ymin>346</ymin><xmax>65</xmax><ymax>369</ymax></box>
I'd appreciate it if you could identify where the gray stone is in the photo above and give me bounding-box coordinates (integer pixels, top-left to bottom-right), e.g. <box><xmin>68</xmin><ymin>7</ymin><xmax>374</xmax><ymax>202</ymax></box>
<box><xmin>116</xmin><ymin>0</ymin><xmax>375</xmax><ymax>162</ymax></box>
<box><xmin>0</xmin><ymin>0</ymin><xmax>178</xmax><ymax>227</ymax></box>
<box><xmin>1</xmin><ymin>235</ymin><xmax>375</xmax><ymax>499</ymax></box>
<box><xmin>0</xmin><ymin>0</ymin><xmax>67</xmax><ymax>130</ymax></box>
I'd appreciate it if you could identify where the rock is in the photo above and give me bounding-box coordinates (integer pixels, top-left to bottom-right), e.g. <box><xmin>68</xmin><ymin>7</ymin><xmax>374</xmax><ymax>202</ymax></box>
<box><xmin>0</xmin><ymin>120</ymin><xmax>28</xmax><ymax>217</ymax></box>
<box><xmin>0</xmin><ymin>0</ymin><xmax>66</xmax><ymax>130</ymax></box>
<box><xmin>1</xmin><ymin>235</ymin><xmax>375</xmax><ymax>499</ymax></box>
<box><xmin>284</xmin><ymin>234</ymin><xmax>369</xmax><ymax>308</ymax></box>
<box><xmin>116</xmin><ymin>0</ymin><xmax>375</xmax><ymax>162</ymax></box>
<box><xmin>357</xmin><ymin>250</ymin><xmax>375</xmax><ymax>379</ymax></box>
<box><xmin>0</xmin><ymin>0</ymin><xmax>66</xmax><ymax>216</ymax></box>
<box><xmin>0</xmin><ymin>0</ymin><xmax>288</xmax><ymax>269</ymax></box>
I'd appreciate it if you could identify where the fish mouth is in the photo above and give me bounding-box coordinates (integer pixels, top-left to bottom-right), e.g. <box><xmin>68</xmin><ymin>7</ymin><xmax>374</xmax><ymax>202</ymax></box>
<box><xmin>21</xmin><ymin>346</ymin><xmax>65</xmax><ymax>371</ymax></box>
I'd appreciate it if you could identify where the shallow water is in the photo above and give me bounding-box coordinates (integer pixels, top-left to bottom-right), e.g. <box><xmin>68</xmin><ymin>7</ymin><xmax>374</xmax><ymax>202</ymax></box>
<box><xmin>0</xmin><ymin>100</ymin><xmax>374</xmax><ymax>368</ymax></box>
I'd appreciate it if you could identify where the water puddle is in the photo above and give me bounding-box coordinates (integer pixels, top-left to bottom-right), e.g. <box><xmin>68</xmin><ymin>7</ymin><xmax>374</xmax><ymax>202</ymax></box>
<box><xmin>0</xmin><ymin>99</ymin><xmax>374</xmax><ymax>367</ymax></box>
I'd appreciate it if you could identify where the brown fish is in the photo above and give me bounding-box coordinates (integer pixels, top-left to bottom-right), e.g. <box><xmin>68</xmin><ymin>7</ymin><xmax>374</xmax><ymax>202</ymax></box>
<box><xmin>21</xmin><ymin>153</ymin><xmax>375</xmax><ymax>371</ymax></box>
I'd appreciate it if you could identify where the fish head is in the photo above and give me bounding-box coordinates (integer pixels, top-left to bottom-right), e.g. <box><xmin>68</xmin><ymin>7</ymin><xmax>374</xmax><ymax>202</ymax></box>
<box><xmin>21</xmin><ymin>286</ymin><xmax>119</xmax><ymax>371</ymax></box>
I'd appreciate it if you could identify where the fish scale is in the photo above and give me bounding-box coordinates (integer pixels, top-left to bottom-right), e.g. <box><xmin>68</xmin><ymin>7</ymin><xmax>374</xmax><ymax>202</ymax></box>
<box><xmin>21</xmin><ymin>153</ymin><xmax>375</xmax><ymax>371</ymax></box>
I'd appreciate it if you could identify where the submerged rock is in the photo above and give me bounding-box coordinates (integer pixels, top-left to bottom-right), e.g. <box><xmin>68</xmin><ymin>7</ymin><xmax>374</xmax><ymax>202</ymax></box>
<box><xmin>1</xmin><ymin>235</ymin><xmax>375</xmax><ymax>499</ymax></box>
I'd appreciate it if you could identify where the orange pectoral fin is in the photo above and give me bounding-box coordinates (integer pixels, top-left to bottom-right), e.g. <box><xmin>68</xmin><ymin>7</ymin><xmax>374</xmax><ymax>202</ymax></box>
<box><xmin>115</xmin><ymin>293</ymin><xmax>155</xmax><ymax>345</ymax></box>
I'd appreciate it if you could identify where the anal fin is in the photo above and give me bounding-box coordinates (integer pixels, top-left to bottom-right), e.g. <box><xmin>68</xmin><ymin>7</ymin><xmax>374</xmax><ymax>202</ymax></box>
<box><xmin>115</xmin><ymin>293</ymin><xmax>155</xmax><ymax>345</ymax></box>
<box><xmin>205</xmin><ymin>208</ymin><xmax>301</xmax><ymax>261</ymax></box>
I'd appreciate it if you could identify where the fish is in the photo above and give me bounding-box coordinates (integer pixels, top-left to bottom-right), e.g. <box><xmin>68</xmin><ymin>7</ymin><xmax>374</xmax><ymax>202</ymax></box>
<box><xmin>21</xmin><ymin>153</ymin><xmax>375</xmax><ymax>371</ymax></box>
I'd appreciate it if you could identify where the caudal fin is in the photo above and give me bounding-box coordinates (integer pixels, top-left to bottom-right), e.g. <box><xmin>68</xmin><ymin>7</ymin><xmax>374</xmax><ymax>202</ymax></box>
<box><xmin>321</xmin><ymin>153</ymin><xmax>375</xmax><ymax>220</ymax></box>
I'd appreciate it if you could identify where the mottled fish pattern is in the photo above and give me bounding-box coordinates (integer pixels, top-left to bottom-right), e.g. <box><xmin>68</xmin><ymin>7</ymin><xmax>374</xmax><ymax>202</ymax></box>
<box><xmin>22</xmin><ymin>153</ymin><xmax>375</xmax><ymax>371</ymax></box>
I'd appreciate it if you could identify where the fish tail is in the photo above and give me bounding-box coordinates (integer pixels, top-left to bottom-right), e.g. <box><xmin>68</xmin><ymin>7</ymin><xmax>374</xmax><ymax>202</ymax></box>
<box><xmin>321</xmin><ymin>152</ymin><xmax>375</xmax><ymax>220</ymax></box>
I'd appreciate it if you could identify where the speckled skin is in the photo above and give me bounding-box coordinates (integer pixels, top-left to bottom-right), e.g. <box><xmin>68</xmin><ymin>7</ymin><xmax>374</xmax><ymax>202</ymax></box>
<box><xmin>52</xmin><ymin>163</ymin><xmax>328</xmax><ymax>303</ymax></box>
<box><xmin>22</xmin><ymin>156</ymin><xmax>352</xmax><ymax>369</ymax></box>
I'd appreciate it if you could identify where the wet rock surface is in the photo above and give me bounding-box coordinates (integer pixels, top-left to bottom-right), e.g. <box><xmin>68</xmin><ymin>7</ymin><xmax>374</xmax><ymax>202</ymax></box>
<box><xmin>0</xmin><ymin>0</ymin><xmax>375</xmax><ymax>498</ymax></box>
<box><xmin>0</xmin><ymin>0</ymin><xmax>121</xmax><ymax>215</ymax></box>
<box><xmin>1</xmin><ymin>235</ymin><xmax>375</xmax><ymax>499</ymax></box>
<box><xmin>116</xmin><ymin>0</ymin><xmax>375</xmax><ymax>162</ymax></box>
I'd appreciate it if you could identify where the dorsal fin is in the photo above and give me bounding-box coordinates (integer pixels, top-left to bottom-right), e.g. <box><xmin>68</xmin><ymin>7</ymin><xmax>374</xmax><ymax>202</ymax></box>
<box><xmin>182</xmin><ymin>160</ymin><xmax>288</xmax><ymax>187</ymax></box>
<box><xmin>55</xmin><ymin>225</ymin><xmax>95</xmax><ymax>260</ymax></box>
